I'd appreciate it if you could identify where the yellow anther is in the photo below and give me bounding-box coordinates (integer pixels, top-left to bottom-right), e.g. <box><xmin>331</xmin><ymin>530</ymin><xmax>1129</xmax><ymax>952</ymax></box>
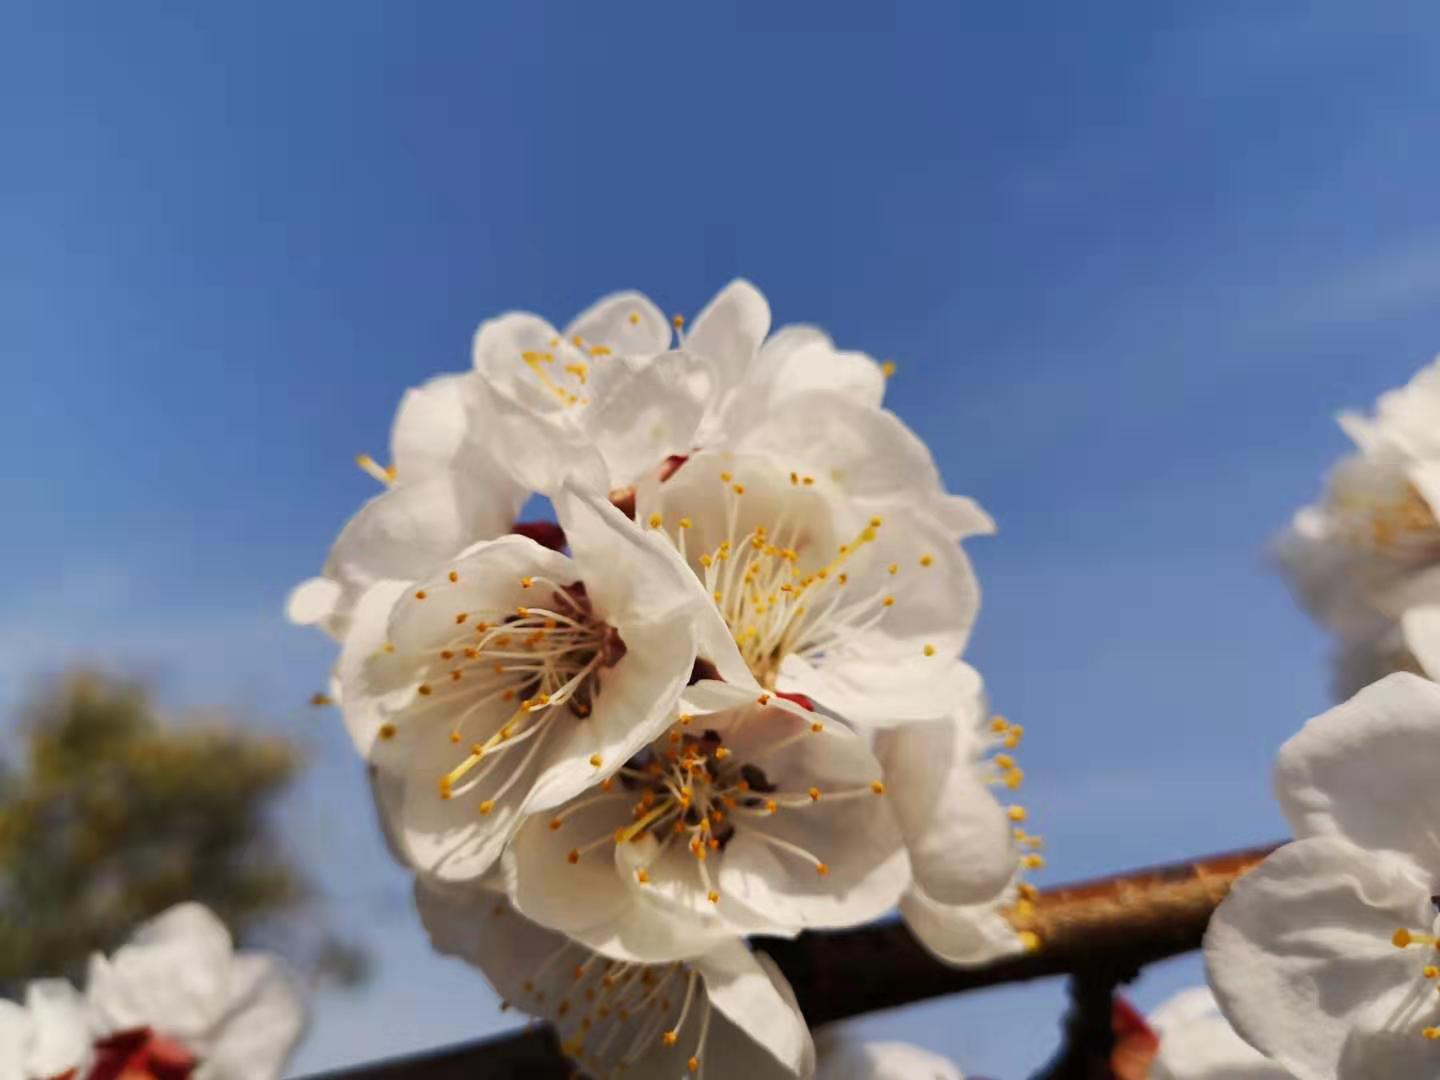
<box><xmin>1022</xmin><ymin>854</ymin><xmax>1046</xmax><ymax>870</ymax></box>
<box><xmin>1396</xmin><ymin>929</ymin><xmax>1418</xmax><ymax>948</ymax></box>
<box><xmin>678</xmin><ymin>516</ymin><xmax>692</xmax><ymax>528</ymax></box>
<box><xmin>765</xmin><ymin>799</ymin><xmax>778</xmax><ymax>813</ymax></box>
<box><xmin>479</xmin><ymin>800</ymin><xmax>495</xmax><ymax>815</ymax></box>
<box><xmin>732</xmin><ymin>483</ymin><xmax>745</xmax><ymax>495</ymax></box>
<box><xmin>647</xmin><ymin>512</ymin><xmax>662</xmax><ymax>528</ymax></box>
<box><xmin>662</xmin><ymin>1030</ymin><xmax>678</xmax><ymax>1047</ymax></box>
<box><xmin>920</xmin><ymin>554</ymin><xmax>934</xmax><ymax>567</ymax></box>
<box><xmin>688</xmin><ymin>1056</ymin><xmax>699</xmax><ymax>1073</ymax></box>
<box><xmin>990</xmin><ymin>715</ymin><xmax>1009</xmax><ymax>733</ymax></box>
<box><xmin>672</xmin><ymin>314</ymin><xmax>685</xmax><ymax>329</ymax></box>
<box><xmin>1008</xmin><ymin>805</ymin><xmax>1028</xmax><ymax>822</ymax></box>
<box><xmin>636</xmin><ymin>869</ymin><xmax>650</xmax><ymax>884</ymax></box>
<box><xmin>549</xmin><ymin>817</ymin><xmax>563</xmax><ymax>831</ymax></box>
<box><xmin>1426</xmin><ymin>965</ymin><xmax>1439</xmax><ymax>979</ymax></box>
<box><xmin>881</xmin><ymin>360</ymin><xmax>897</xmax><ymax>378</ymax></box>
<box><xmin>1426</xmin><ymin>1027</ymin><xmax>1440</xmax><ymax>1040</ymax></box>
<box><xmin>882</xmin><ymin>595</ymin><xmax>895</xmax><ymax>607</ymax></box>
<box><xmin>995</xmin><ymin>754</ymin><xmax>1015</xmax><ymax>770</ymax></box>
<box><xmin>887</xmin><ymin>563</ymin><xmax>899</xmax><ymax>575</ymax></box>
<box><xmin>719</xmin><ymin>471</ymin><xmax>733</xmax><ymax>482</ymax></box>
<box><xmin>309</xmin><ymin>692</ymin><xmax>333</xmax><ymax>707</ymax></box>
<box><xmin>869</xmin><ymin>516</ymin><xmax>883</xmax><ymax>528</ymax></box>
<box><xmin>520</xmin><ymin>576</ymin><xmax>534</xmax><ymax>588</ymax></box>
<box><xmin>808</xmin><ymin>786</ymin><xmax>821</xmax><ymax>802</ymax></box>
<box><xmin>567</xmin><ymin>848</ymin><xmax>580</xmax><ymax>864</ymax></box>
<box><xmin>589</xmin><ymin>754</ymin><xmax>603</xmax><ymax>767</ymax></box>
<box><xmin>810</xmin><ymin>721</ymin><xmax>824</xmax><ymax>733</ymax></box>
<box><xmin>1017</xmin><ymin>930</ymin><xmax>1041</xmax><ymax>953</ymax></box>
<box><xmin>455</xmin><ymin>612</ymin><xmax>467</xmax><ymax>624</ymax></box>
<box><xmin>1005</xmin><ymin>768</ymin><xmax>1025</xmax><ymax>790</ymax></box>
<box><xmin>870</xmin><ymin>780</ymin><xmax>886</xmax><ymax>795</ymax></box>
<box><xmin>815</xmin><ymin>862</ymin><xmax>830</xmax><ymax>876</ymax></box>
<box><xmin>414</xmin><ymin>589</ymin><xmax>428</xmax><ymax>600</ymax></box>
<box><xmin>417</xmin><ymin>684</ymin><xmax>433</xmax><ymax>696</ymax></box>
<box><xmin>707</xmin><ymin>890</ymin><xmax>719</xmax><ymax>904</ymax></box>
<box><xmin>629</xmin><ymin>312</ymin><xmax>640</xmax><ymax>325</ymax></box>
<box><xmin>378</xmin><ymin>723</ymin><xmax>397</xmax><ymax>740</ymax></box>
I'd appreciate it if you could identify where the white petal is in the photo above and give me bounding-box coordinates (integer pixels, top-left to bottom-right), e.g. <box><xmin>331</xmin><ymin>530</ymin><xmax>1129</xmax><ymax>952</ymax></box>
<box><xmin>779</xmin><ymin>653</ymin><xmax>972</xmax><ymax>730</ymax></box>
<box><xmin>0</xmin><ymin>1000</ymin><xmax>32</xmax><ymax>1080</ymax></box>
<box><xmin>1203</xmin><ymin>835</ymin><xmax>1430</xmax><ymax>1080</ymax></box>
<box><xmin>583</xmin><ymin>350</ymin><xmax>716</xmax><ymax>488</ymax></box>
<box><xmin>564</xmin><ymin>289</ymin><xmax>671</xmax><ymax>357</ymax></box>
<box><xmin>1147</xmin><ymin>986</ymin><xmax>1289</xmax><ymax>1080</ymax></box>
<box><xmin>718</xmin><ymin>725</ymin><xmax>910</xmax><ymax>932</ymax></box>
<box><xmin>284</xmin><ymin>576</ymin><xmax>341</xmax><ymax>628</ymax></box>
<box><xmin>197</xmin><ymin>954</ymin><xmax>306</xmax><ymax>1080</ymax></box>
<box><xmin>87</xmin><ymin>903</ymin><xmax>236</xmax><ymax>1050</ymax></box>
<box><xmin>874</xmin><ymin>704</ymin><xmax>1018</xmax><ymax>906</ymax></box>
<box><xmin>1402</xmin><ymin>605</ymin><xmax>1440</xmax><ymax>682</ymax></box>
<box><xmin>389</xmin><ymin>373</ymin><xmax>473</xmax><ymax>483</ymax></box>
<box><xmin>23</xmin><ymin>979</ymin><xmax>91</xmax><ymax>1079</ymax></box>
<box><xmin>816</xmin><ymin>1035</ymin><xmax>964</xmax><ymax>1080</ymax></box>
<box><xmin>1274</xmin><ymin>672</ymin><xmax>1440</xmax><ymax>871</ymax></box>
<box><xmin>686</xmin><ymin>279</ymin><xmax>771</xmax><ymax>394</ymax></box>
<box><xmin>334</xmin><ymin>578</ymin><xmax>415</xmax><ymax>760</ymax></box>
<box><xmin>900</xmin><ymin>884</ymin><xmax>1026</xmax><ymax>968</ymax></box>
<box><xmin>696</xmin><ymin>941</ymin><xmax>814</xmax><ymax>1078</ymax></box>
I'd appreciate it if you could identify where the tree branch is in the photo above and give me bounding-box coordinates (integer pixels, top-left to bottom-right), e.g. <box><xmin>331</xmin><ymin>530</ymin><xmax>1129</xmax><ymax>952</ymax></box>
<box><xmin>301</xmin><ymin>843</ymin><xmax>1278</xmax><ymax>1079</ymax></box>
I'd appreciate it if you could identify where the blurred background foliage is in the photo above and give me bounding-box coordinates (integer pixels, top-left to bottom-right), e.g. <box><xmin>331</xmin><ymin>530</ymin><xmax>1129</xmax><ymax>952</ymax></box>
<box><xmin>0</xmin><ymin>670</ymin><xmax>367</xmax><ymax>994</ymax></box>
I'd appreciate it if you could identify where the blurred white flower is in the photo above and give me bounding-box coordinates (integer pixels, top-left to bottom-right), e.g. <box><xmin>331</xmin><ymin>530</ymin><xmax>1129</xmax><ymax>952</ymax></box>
<box><xmin>814</xmin><ymin>1030</ymin><xmax>963</xmax><ymax>1080</ymax></box>
<box><xmin>1146</xmin><ymin>986</ymin><xmax>1290</xmax><ymax>1079</ymax></box>
<box><xmin>636</xmin><ymin>450</ymin><xmax>982</xmax><ymax>728</ymax></box>
<box><xmin>0</xmin><ymin>904</ymin><xmax>304</xmax><ymax>1080</ymax></box>
<box><xmin>0</xmin><ymin>980</ymin><xmax>92</xmax><ymax>1080</ymax></box>
<box><xmin>287</xmin><ymin>371</ymin><xmax>527</xmax><ymax>640</ymax></box>
<box><xmin>505</xmin><ymin>680</ymin><xmax>909</xmax><ymax>962</ymax></box>
<box><xmin>417</xmin><ymin>880</ymin><xmax>814</xmax><ymax>1080</ymax></box>
<box><xmin>1276</xmin><ymin>357</ymin><xmax>1440</xmax><ymax>696</ymax></box>
<box><xmin>875</xmin><ymin>677</ymin><xmax>1035</xmax><ymax>966</ymax></box>
<box><xmin>1206</xmin><ymin>672</ymin><xmax>1440</xmax><ymax>1079</ymax></box>
<box><xmin>338</xmin><ymin>487</ymin><xmax>711</xmax><ymax>882</ymax></box>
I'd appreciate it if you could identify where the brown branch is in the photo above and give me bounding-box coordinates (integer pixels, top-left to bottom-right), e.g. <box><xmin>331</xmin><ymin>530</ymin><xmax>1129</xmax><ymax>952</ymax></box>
<box><xmin>301</xmin><ymin>843</ymin><xmax>1279</xmax><ymax>1079</ymax></box>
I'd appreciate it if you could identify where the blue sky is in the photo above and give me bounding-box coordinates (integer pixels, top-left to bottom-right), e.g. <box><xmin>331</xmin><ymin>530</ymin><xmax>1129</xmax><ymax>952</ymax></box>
<box><xmin>5</xmin><ymin>2</ymin><xmax>1440</xmax><ymax>1075</ymax></box>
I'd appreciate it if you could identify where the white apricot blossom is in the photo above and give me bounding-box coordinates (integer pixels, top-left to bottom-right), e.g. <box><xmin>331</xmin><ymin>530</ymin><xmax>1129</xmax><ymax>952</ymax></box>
<box><xmin>0</xmin><ymin>904</ymin><xmax>305</xmax><ymax>1080</ymax></box>
<box><xmin>814</xmin><ymin>1031</ymin><xmax>963</xmax><ymax>1080</ymax></box>
<box><xmin>416</xmin><ymin>880</ymin><xmax>814</xmax><ymax>1080</ymax></box>
<box><xmin>1146</xmin><ymin>986</ymin><xmax>1290</xmax><ymax>1080</ymax></box>
<box><xmin>636</xmin><ymin>450</ymin><xmax>981</xmax><ymax>727</ymax></box>
<box><xmin>470</xmin><ymin>282</ymin><xmax>768</xmax><ymax>497</ymax></box>
<box><xmin>0</xmin><ymin>980</ymin><xmax>92</xmax><ymax>1080</ymax></box>
<box><xmin>1205</xmin><ymin>672</ymin><xmax>1440</xmax><ymax>1079</ymax></box>
<box><xmin>339</xmin><ymin>486</ymin><xmax>714</xmax><ymax>882</ymax></box>
<box><xmin>287</xmin><ymin>371</ymin><xmax>527</xmax><ymax>641</ymax></box>
<box><xmin>505</xmin><ymin>680</ymin><xmax>908</xmax><ymax>962</ymax></box>
<box><xmin>875</xmin><ymin>678</ymin><xmax>1036</xmax><ymax>967</ymax></box>
<box><xmin>1276</xmin><ymin>356</ymin><xmax>1440</xmax><ymax>696</ymax></box>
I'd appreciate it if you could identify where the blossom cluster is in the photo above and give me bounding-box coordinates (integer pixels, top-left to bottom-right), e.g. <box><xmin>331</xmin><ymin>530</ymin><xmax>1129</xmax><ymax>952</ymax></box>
<box><xmin>290</xmin><ymin>281</ymin><xmax>1036</xmax><ymax>1077</ymax></box>
<box><xmin>0</xmin><ymin>904</ymin><xmax>305</xmax><ymax>1080</ymax></box>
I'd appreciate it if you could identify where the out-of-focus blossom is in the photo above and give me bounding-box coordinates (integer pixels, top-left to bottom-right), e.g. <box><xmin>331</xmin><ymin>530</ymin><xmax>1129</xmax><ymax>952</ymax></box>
<box><xmin>1206</xmin><ymin>673</ymin><xmax>1440</xmax><ymax>1079</ymax></box>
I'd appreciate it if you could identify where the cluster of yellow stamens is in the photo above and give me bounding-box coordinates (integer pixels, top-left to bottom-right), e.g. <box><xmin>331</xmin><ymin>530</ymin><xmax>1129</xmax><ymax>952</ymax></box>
<box><xmin>498</xmin><ymin>901</ymin><xmax>715</xmax><ymax>1077</ymax></box>
<box><xmin>1333</xmin><ymin>479</ymin><xmax>1440</xmax><ymax>557</ymax></box>
<box><xmin>383</xmin><ymin>573</ymin><xmax>623</xmax><ymax>816</ymax></box>
<box><xmin>555</xmin><ymin>706</ymin><xmax>886</xmax><ymax>903</ymax></box>
<box><xmin>1391</xmin><ymin>927</ymin><xmax>1440</xmax><ymax>1038</ymax></box>
<box><xmin>648</xmin><ymin>469</ymin><xmax>939</xmax><ymax>687</ymax></box>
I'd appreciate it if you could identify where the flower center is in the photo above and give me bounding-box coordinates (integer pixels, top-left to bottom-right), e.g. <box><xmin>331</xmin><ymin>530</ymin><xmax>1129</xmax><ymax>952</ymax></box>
<box><xmin>555</xmin><ymin>706</ymin><xmax>886</xmax><ymax>903</ymax></box>
<box><xmin>399</xmin><ymin>578</ymin><xmax>624</xmax><ymax>806</ymax></box>
<box><xmin>649</xmin><ymin>470</ymin><xmax>937</xmax><ymax>687</ymax></box>
<box><xmin>82</xmin><ymin>1028</ymin><xmax>197</xmax><ymax>1080</ymax></box>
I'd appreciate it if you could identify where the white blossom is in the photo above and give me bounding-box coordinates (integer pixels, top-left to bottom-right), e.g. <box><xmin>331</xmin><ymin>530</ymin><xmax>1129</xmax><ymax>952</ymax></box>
<box><xmin>0</xmin><ymin>904</ymin><xmax>304</xmax><ymax>1080</ymax></box>
<box><xmin>339</xmin><ymin>486</ymin><xmax>713</xmax><ymax>882</ymax></box>
<box><xmin>814</xmin><ymin>1030</ymin><xmax>963</xmax><ymax>1079</ymax></box>
<box><xmin>1276</xmin><ymin>357</ymin><xmax>1440</xmax><ymax>696</ymax></box>
<box><xmin>636</xmin><ymin>450</ymin><xmax>981</xmax><ymax>728</ymax></box>
<box><xmin>1205</xmin><ymin>672</ymin><xmax>1440</xmax><ymax>1079</ymax></box>
<box><xmin>504</xmin><ymin>680</ymin><xmax>909</xmax><ymax>962</ymax></box>
<box><xmin>1146</xmin><ymin>986</ymin><xmax>1290</xmax><ymax>1079</ymax></box>
<box><xmin>287</xmin><ymin>371</ymin><xmax>527</xmax><ymax>641</ymax></box>
<box><xmin>875</xmin><ymin>676</ymin><xmax>1036</xmax><ymax>966</ymax></box>
<box><xmin>416</xmin><ymin>880</ymin><xmax>814</xmax><ymax>1080</ymax></box>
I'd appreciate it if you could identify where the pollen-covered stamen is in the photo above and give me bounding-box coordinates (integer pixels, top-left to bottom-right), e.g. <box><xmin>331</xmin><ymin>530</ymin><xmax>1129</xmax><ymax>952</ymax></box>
<box><xmin>407</xmin><ymin>577</ymin><xmax>624</xmax><ymax>812</ymax></box>
<box><xmin>520</xmin><ymin>350</ymin><xmax>591</xmax><ymax>408</ymax></box>
<box><xmin>355</xmin><ymin>452</ymin><xmax>397</xmax><ymax>487</ymax></box>
<box><xmin>658</xmin><ymin>471</ymin><xmax>932</xmax><ymax>688</ymax></box>
<box><xmin>565</xmin><ymin>715</ymin><xmax>885</xmax><ymax>899</ymax></box>
<box><xmin>1389</xmin><ymin>927</ymin><xmax>1440</xmax><ymax>1039</ymax></box>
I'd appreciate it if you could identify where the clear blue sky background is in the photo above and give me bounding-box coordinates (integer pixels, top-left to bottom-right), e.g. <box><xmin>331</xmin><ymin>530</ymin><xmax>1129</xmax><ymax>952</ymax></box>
<box><xmin>5</xmin><ymin>3</ymin><xmax>1440</xmax><ymax>1075</ymax></box>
